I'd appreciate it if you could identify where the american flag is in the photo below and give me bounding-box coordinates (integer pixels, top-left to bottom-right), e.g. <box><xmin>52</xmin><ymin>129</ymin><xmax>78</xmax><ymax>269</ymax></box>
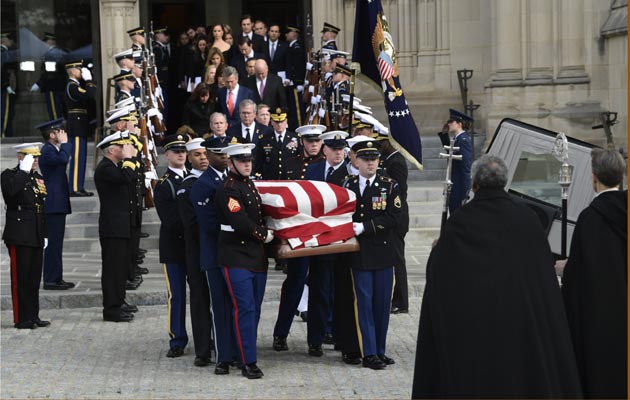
<box><xmin>254</xmin><ymin>180</ymin><xmax>356</xmax><ymax>249</ymax></box>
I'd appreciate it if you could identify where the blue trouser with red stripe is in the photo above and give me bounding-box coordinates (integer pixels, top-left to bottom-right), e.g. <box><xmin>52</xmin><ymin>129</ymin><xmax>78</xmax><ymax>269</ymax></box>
<box><xmin>351</xmin><ymin>267</ymin><xmax>394</xmax><ymax>357</ymax></box>
<box><xmin>273</xmin><ymin>257</ymin><xmax>308</xmax><ymax>337</ymax></box>
<box><xmin>164</xmin><ymin>263</ymin><xmax>188</xmax><ymax>349</ymax></box>
<box><xmin>68</xmin><ymin>135</ymin><xmax>87</xmax><ymax>192</ymax></box>
<box><xmin>222</xmin><ymin>267</ymin><xmax>266</xmax><ymax>365</ymax></box>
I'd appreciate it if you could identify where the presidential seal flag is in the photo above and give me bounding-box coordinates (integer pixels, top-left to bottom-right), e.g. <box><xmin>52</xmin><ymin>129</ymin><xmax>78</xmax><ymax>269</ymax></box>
<box><xmin>352</xmin><ymin>0</ymin><xmax>423</xmax><ymax>170</ymax></box>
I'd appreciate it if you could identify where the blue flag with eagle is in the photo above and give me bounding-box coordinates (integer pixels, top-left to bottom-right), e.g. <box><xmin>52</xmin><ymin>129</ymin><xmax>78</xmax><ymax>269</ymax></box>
<box><xmin>352</xmin><ymin>0</ymin><xmax>423</xmax><ymax>169</ymax></box>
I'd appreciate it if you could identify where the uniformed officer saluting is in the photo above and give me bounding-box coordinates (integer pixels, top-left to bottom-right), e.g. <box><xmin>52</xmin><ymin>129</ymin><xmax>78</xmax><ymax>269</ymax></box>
<box><xmin>1</xmin><ymin>143</ymin><xmax>50</xmax><ymax>329</ymax></box>
<box><xmin>344</xmin><ymin>139</ymin><xmax>402</xmax><ymax>370</ymax></box>
<box><xmin>215</xmin><ymin>139</ymin><xmax>274</xmax><ymax>379</ymax></box>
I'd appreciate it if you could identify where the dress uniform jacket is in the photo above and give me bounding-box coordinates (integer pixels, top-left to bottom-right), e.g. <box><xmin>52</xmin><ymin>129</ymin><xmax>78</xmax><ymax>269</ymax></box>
<box><xmin>254</xmin><ymin>131</ymin><xmax>299</xmax><ymax>179</ymax></box>
<box><xmin>286</xmin><ymin>40</ymin><xmax>306</xmax><ymax>86</ymax></box>
<box><xmin>284</xmin><ymin>153</ymin><xmax>325</xmax><ymax>180</ymax></box>
<box><xmin>215</xmin><ymin>172</ymin><xmax>268</xmax><ymax>271</ymax></box>
<box><xmin>64</xmin><ymin>77</ymin><xmax>96</xmax><ymax>137</ymax></box>
<box><xmin>1</xmin><ymin>167</ymin><xmax>47</xmax><ymax>247</ymax></box>
<box><xmin>380</xmin><ymin>151</ymin><xmax>408</xmax><ymax>233</ymax></box>
<box><xmin>154</xmin><ymin>168</ymin><xmax>187</xmax><ymax>264</ymax></box>
<box><xmin>321</xmin><ymin>40</ymin><xmax>337</xmax><ymax>50</ymax></box>
<box><xmin>94</xmin><ymin>157</ymin><xmax>135</xmax><ymax>238</ymax></box>
<box><xmin>343</xmin><ymin>173</ymin><xmax>402</xmax><ymax>269</ymax></box>
<box><xmin>191</xmin><ymin>168</ymin><xmax>223</xmax><ymax>271</ymax></box>
<box><xmin>39</xmin><ymin>142</ymin><xmax>71</xmax><ymax>215</ymax></box>
<box><xmin>153</xmin><ymin>42</ymin><xmax>169</xmax><ymax>85</ymax></box>
<box><xmin>439</xmin><ymin>131</ymin><xmax>472</xmax><ymax>213</ymax></box>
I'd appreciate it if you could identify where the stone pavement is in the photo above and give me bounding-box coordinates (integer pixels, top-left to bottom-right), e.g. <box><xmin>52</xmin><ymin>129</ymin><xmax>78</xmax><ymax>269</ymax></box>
<box><xmin>0</xmin><ymin>299</ymin><xmax>421</xmax><ymax>399</ymax></box>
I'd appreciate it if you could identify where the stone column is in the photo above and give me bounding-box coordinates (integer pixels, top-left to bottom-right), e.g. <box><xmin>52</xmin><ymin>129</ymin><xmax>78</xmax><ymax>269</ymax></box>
<box><xmin>488</xmin><ymin>0</ymin><xmax>522</xmax><ymax>86</ymax></box>
<box><xmin>556</xmin><ymin>0</ymin><xmax>589</xmax><ymax>84</ymax></box>
<box><xmin>524</xmin><ymin>0</ymin><xmax>553</xmax><ymax>85</ymax></box>
<box><xmin>100</xmin><ymin>0</ymin><xmax>139</xmax><ymax>108</ymax></box>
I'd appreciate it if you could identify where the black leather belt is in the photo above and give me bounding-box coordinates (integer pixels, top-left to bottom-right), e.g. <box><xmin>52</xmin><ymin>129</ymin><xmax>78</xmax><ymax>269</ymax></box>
<box><xmin>6</xmin><ymin>204</ymin><xmax>44</xmax><ymax>212</ymax></box>
<box><xmin>68</xmin><ymin>109</ymin><xmax>88</xmax><ymax>114</ymax></box>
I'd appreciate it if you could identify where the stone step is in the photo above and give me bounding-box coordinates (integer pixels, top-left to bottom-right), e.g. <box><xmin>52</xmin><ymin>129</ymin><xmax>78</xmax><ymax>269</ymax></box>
<box><xmin>64</xmin><ymin>209</ymin><xmax>161</xmax><ymax>225</ymax></box>
<box><xmin>62</xmin><ymin>236</ymin><xmax>159</xmax><ymax>253</ymax></box>
<box><xmin>63</xmin><ymin>222</ymin><xmax>161</xmax><ymax>240</ymax></box>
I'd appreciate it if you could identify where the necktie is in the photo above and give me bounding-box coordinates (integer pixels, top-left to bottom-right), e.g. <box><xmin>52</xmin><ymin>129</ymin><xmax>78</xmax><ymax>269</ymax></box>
<box><xmin>278</xmin><ymin>134</ymin><xmax>283</xmax><ymax>144</ymax></box>
<box><xmin>259</xmin><ymin>80</ymin><xmax>265</xmax><ymax>97</ymax></box>
<box><xmin>227</xmin><ymin>90</ymin><xmax>234</xmax><ymax>116</ymax></box>
<box><xmin>364</xmin><ymin>179</ymin><xmax>371</xmax><ymax>195</ymax></box>
<box><xmin>326</xmin><ymin>166</ymin><xmax>334</xmax><ymax>181</ymax></box>
<box><xmin>270</xmin><ymin>42</ymin><xmax>276</xmax><ymax>59</ymax></box>
<box><xmin>221</xmin><ymin>172</ymin><xmax>227</xmax><ymax>180</ymax></box>
<box><xmin>245</xmin><ymin>127</ymin><xmax>251</xmax><ymax>142</ymax></box>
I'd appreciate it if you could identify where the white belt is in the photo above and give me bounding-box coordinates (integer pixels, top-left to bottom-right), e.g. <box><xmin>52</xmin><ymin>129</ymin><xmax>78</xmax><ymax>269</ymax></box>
<box><xmin>220</xmin><ymin>224</ymin><xmax>235</xmax><ymax>232</ymax></box>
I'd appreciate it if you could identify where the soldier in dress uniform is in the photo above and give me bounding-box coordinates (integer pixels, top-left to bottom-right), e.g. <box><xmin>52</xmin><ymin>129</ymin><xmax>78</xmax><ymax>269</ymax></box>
<box><xmin>321</xmin><ymin>23</ymin><xmax>340</xmax><ymax>50</ymax></box>
<box><xmin>36</xmin><ymin>119</ymin><xmax>75</xmax><ymax>291</ymax></box>
<box><xmin>327</xmin><ymin>63</ymin><xmax>351</xmax><ymax>117</ymax></box>
<box><xmin>113</xmin><ymin>71</ymin><xmax>135</xmax><ymax>103</ymax></box>
<box><xmin>94</xmin><ymin>131</ymin><xmax>138</xmax><ymax>322</ymax></box>
<box><xmin>153</xmin><ymin>27</ymin><xmax>170</xmax><ymax>89</ymax></box>
<box><xmin>215</xmin><ymin>141</ymin><xmax>274</xmax><ymax>379</ymax></box>
<box><xmin>64</xmin><ymin>60</ymin><xmax>96</xmax><ymax>197</ymax></box>
<box><xmin>112</xmin><ymin>49</ymin><xmax>135</xmax><ymax>100</ymax></box>
<box><xmin>191</xmin><ymin>136</ymin><xmax>237</xmax><ymax>375</ymax></box>
<box><xmin>130</xmin><ymin>52</ymin><xmax>144</xmax><ymax>99</ymax></box>
<box><xmin>128</xmin><ymin>27</ymin><xmax>145</xmax><ymax>51</ymax></box>
<box><xmin>154</xmin><ymin>134</ymin><xmax>190</xmax><ymax>358</ymax></box>
<box><xmin>271</xmin><ymin>124</ymin><xmax>326</xmax><ymax>353</ymax></box>
<box><xmin>283</xmin><ymin>26</ymin><xmax>306</xmax><ymax>130</ymax></box>
<box><xmin>32</xmin><ymin>33</ymin><xmax>67</xmax><ymax>120</ymax></box>
<box><xmin>175</xmin><ymin>138</ymin><xmax>214</xmax><ymax>367</ymax></box>
<box><xmin>1</xmin><ymin>32</ymin><xmax>17</xmax><ymax>138</ymax></box>
<box><xmin>254</xmin><ymin>108</ymin><xmax>299</xmax><ymax>179</ymax></box>
<box><xmin>1</xmin><ymin>143</ymin><xmax>50</xmax><ymax>329</ymax></box>
<box><xmin>344</xmin><ymin>139</ymin><xmax>402</xmax><ymax>370</ymax></box>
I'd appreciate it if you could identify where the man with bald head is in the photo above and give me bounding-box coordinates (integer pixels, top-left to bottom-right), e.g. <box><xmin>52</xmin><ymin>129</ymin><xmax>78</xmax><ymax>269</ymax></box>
<box><xmin>245</xmin><ymin>59</ymin><xmax>287</xmax><ymax>111</ymax></box>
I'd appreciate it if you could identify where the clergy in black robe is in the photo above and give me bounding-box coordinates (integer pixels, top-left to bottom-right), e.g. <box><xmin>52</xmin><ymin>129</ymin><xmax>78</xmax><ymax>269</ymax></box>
<box><xmin>412</xmin><ymin>154</ymin><xmax>582</xmax><ymax>399</ymax></box>
<box><xmin>560</xmin><ymin>148</ymin><xmax>627</xmax><ymax>399</ymax></box>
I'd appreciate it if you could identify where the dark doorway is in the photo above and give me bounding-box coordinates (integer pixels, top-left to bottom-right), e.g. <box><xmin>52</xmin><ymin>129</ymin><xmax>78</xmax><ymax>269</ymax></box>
<box><xmin>242</xmin><ymin>0</ymin><xmax>306</xmax><ymax>28</ymax></box>
<box><xmin>150</xmin><ymin>2</ymin><xmax>201</xmax><ymax>35</ymax></box>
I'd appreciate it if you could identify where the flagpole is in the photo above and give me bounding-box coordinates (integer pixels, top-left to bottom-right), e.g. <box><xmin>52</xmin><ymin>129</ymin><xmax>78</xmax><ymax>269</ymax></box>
<box><xmin>347</xmin><ymin>70</ymin><xmax>356</xmax><ymax>135</ymax></box>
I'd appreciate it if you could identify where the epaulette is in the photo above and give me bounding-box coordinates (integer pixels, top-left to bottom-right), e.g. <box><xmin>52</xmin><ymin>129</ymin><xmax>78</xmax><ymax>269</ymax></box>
<box><xmin>342</xmin><ymin>175</ymin><xmax>356</xmax><ymax>187</ymax></box>
<box><xmin>159</xmin><ymin>172</ymin><xmax>170</xmax><ymax>183</ymax></box>
<box><xmin>378</xmin><ymin>175</ymin><xmax>393</xmax><ymax>183</ymax></box>
<box><xmin>258</xmin><ymin>134</ymin><xmax>264</xmax><ymax>140</ymax></box>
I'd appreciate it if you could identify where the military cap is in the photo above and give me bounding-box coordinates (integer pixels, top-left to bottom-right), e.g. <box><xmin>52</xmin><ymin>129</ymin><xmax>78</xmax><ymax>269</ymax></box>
<box><xmin>132</xmin><ymin>50</ymin><xmax>143</xmax><ymax>66</ymax></box>
<box><xmin>127</xmin><ymin>27</ymin><xmax>145</xmax><ymax>37</ymax></box>
<box><xmin>162</xmin><ymin>134</ymin><xmax>188</xmax><ymax>152</ymax></box>
<box><xmin>320</xmin><ymin>130</ymin><xmax>348</xmax><ymax>149</ymax></box>
<box><xmin>64</xmin><ymin>60</ymin><xmax>83</xmax><ymax>69</ymax></box>
<box><xmin>1</xmin><ymin>32</ymin><xmax>11</xmax><ymax>39</ymax></box>
<box><xmin>185</xmin><ymin>138</ymin><xmax>205</xmax><ymax>152</ymax></box>
<box><xmin>448</xmin><ymin>108</ymin><xmax>473</xmax><ymax>123</ymax></box>
<box><xmin>202</xmin><ymin>136</ymin><xmax>230</xmax><ymax>153</ymax></box>
<box><xmin>114</xmin><ymin>96</ymin><xmax>136</xmax><ymax>109</ymax></box>
<box><xmin>221</xmin><ymin>138</ymin><xmax>256</xmax><ymax>161</ymax></box>
<box><xmin>270</xmin><ymin>107</ymin><xmax>288</xmax><ymax>122</ymax></box>
<box><xmin>321</xmin><ymin>22</ymin><xmax>340</xmax><ymax>34</ymax></box>
<box><xmin>347</xmin><ymin>135</ymin><xmax>373</xmax><ymax>149</ymax></box>
<box><xmin>34</xmin><ymin>118</ymin><xmax>65</xmax><ymax>133</ymax></box>
<box><xmin>106</xmin><ymin>107</ymin><xmax>136</xmax><ymax>124</ymax></box>
<box><xmin>96</xmin><ymin>130</ymin><xmax>133</xmax><ymax>149</ymax></box>
<box><xmin>13</xmin><ymin>143</ymin><xmax>43</xmax><ymax>156</ymax></box>
<box><xmin>153</xmin><ymin>27</ymin><xmax>168</xmax><ymax>34</ymax></box>
<box><xmin>351</xmin><ymin>139</ymin><xmax>381</xmax><ymax>159</ymax></box>
<box><xmin>334</xmin><ymin>63</ymin><xmax>353</xmax><ymax>76</ymax></box>
<box><xmin>43</xmin><ymin>32</ymin><xmax>56</xmax><ymax>41</ymax></box>
<box><xmin>374</xmin><ymin>125</ymin><xmax>390</xmax><ymax>140</ymax></box>
<box><xmin>341</xmin><ymin>94</ymin><xmax>372</xmax><ymax>114</ymax></box>
<box><xmin>295</xmin><ymin>124</ymin><xmax>326</xmax><ymax>139</ymax></box>
<box><xmin>286</xmin><ymin>25</ymin><xmax>301</xmax><ymax>33</ymax></box>
<box><xmin>113</xmin><ymin>49</ymin><xmax>134</xmax><ymax>63</ymax></box>
<box><xmin>113</xmin><ymin>71</ymin><xmax>135</xmax><ymax>83</ymax></box>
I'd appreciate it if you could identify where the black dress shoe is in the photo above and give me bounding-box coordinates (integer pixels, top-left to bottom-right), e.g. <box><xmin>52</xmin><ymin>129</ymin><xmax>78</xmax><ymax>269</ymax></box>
<box><xmin>378</xmin><ymin>354</ymin><xmax>396</xmax><ymax>365</ymax></box>
<box><xmin>139</xmin><ymin>232</ymin><xmax>150</xmax><ymax>238</ymax></box>
<box><xmin>362</xmin><ymin>355</ymin><xmax>387</xmax><ymax>370</ymax></box>
<box><xmin>33</xmin><ymin>318</ymin><xmax>51</xmax><ymax>327</ymax></box>
<box><xmin>215</xmin><ymin>361</ymin><xmax>230</xmax><ymax>375</ymax></box>
<box><xmin>323</xmin><ymin>333</ymin><xmax>335</xmax><ymax>345</ymax></box>
<box><xmin>391</xmin><ymin>306</ymin><xmax>409</xmax><ymax>314</ymax></box>
<box><xmin>69</xmin><ymin>191</ymin><xmax>87</xmax><ymax>197</ymax></box>
<box><xmin>136</xmin><ymin>266</ymin><xmax>149</xmax><ymax>275</ymax></box>
<box><xmin>308</xmin><ymin>345</ymin><xmax>323</xmax><ymax>357</ymax></box>
<box><xmin>342</xmin><ymin>352</ymin><xmax>362</xmax><ymax>365</ymax></box>
<box><xmin>273</xmin><ymin>336</ymin><xmax>288</xmax><ymax>351</ymax></box>
<box><xmin>15</xmin><ymin>321</ymin><xmax>37</xmax><ymax>329</ymax></box>
<box><xmin>125</xmin><ymin>280</ymin><xmax>139</xmax><ymax>290</ymax></box>
<box><xmin>194</xmin><ymin>356</ymin><xmax>212</xmax><ymax>367</ymax></box>
<box><xmin>121</xmin><ymin>303</ymin><xmax>138</xmax><ymax>313</ymax></box>
<box><xmin>299</xmin><ymin>311</ymin><xmax>308</xmax><ymax>322</ymax></box>
<box><xmin>79</xmin><ymin>190</ymin><xmax>94</xmax><ymax>196</ymax></box>
<box><xmin>135</xmin><ymin>258</ymin><xmax>144</xmax><ymax>265</ymax></box>
<box><xmin>167</xmin><ymin>346</ymin><xmax>185</xmax><ymax>358</ymax></box>
<box><xmin>241</xmin><ymin>363</ymin><xmax>263</xmax><ymax>379</ymax></box>
<box><xmin>230</xmin><ymin>359</ymin><xmax>241</xmax><ymax>368</ymax></box>
<box><xmin>138</xmin><ymin>248</ymin><xmax>147</xmax><ymax>254</ymax></box>
<box><xmin>59</xmin><ymin>280</ymin><xmax>75</xmax><ymax>288</ymax></box>
<box><xmin>103</xmin><ymin>312</ymin><xmax>134</xmax><ymax>322</ymax></box>
<box><xmin>43</xmin><ymin>281</ymin><xmax>71</xmax><ymax>290</ymax></box>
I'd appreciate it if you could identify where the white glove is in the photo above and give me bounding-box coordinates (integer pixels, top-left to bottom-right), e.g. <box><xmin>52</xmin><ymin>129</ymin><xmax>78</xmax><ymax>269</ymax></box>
<box><xmin>30</xmin><ymin>83</ymin><xmax>40</xmax><ymax>92</ymax></box>
<box><xmin>19</xmin><ymin>154</ymin><xmax>34</xmax><ymax>172</ymax></box>
<box><xmin>310</xmin><ymin>95</ymin><xmax>320</xmax><ymax>105</ymax></box>
<box><xmin>318</xmin><ymin>108</ymin><xmax>326</xmax><ymax>118</ymax></box>
<box><xmin>44</xmin><ymin>238</ymin><xmax>49</xmax><ymax>249</ymax></box>
<box><xmin>297</xmin><ymin>85</ymin><xmax>304</xmax><ymax>92</ymax></box>
<box><xmin>147</xmin><ymin>107</ymin><xmax>160</xmax><ymax>118</ymax></box>
<box><xmin>6</xmin><ymin>86</ymin><xmax>15</xmax><ymax>95</ymax></box>
<box><xmin>353</xmin><ymin>222</ymin><xmax>365</xmax><ymax>236</ymax></box>
<box><xmin>80</xmin><ymin>67</ymin><xmax>92</xmax><ymax>81</ymax></box>
<box><xmin>155</xmin><ymin>85</ymin><xmax>163</xmax><ymax>99</ymax></box>
<box><xmin>308</xmin><ymin>85</ymin><xmax>315</xmax><ymax>94</ymax></box>
<box><xmin>264</xmin><ymin>229</ymin><xmax>274</xmax><ymax>244</ymax></box>
<box><xmin>306</xmin><ymin>62</ymin><xmax>313</xmax><ymax>71</ymax></box>
<box><xmin>283</xmin><ymin>79</ymin><xmax>291</xmax><ymax>87</ymax></box>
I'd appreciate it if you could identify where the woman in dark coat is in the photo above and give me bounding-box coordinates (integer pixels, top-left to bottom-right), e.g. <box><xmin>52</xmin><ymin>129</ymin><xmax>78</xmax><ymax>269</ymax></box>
<box><xmin>182</xmin><ymin>83</ymin><xmax>215</xmax><ymax>136</ymax></box>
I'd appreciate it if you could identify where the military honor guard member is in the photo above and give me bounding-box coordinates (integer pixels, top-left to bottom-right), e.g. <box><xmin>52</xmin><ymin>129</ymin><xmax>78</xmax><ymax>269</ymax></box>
<box><xmin>94</xmin><ymin>131</ymin><xmax>138</xmax><ymax>322</ymax></box>
<box><xmin>321</xmin><ymin>22</ymin><xmax>340</xmax><ymax>50</ymax></box>
<box><xmin>32</xmin><ymin>33</ymin><xmax>67</xmax><ymax>121</ymax></box>
<box><xmin>215</xmin><ymin>141</ymin><xmax>274</xmax><ymax>379</ymax></box>
<box><xmin>64</xmin><ymin>60</ymin><xmax>96</xmax><ymax>197</ymax></box>
<box><xmin>128</xmin><ymin>27</ymin><xmax>145</xmax><ymax>51</ymax></box>
<box><xmin>113</xmin><ymin>71</ymin><xmax>135</xmax><ymax>103</ymax></box>
<box><xmin>1</xmin><ymin>32</ymin><xmax>17</xmax><ymax>138</ymax></box>
<box><xmin>344</xmin><ymin>139</ymin><xmax>401</xmax><ymax>370</ymax></box>
<box><xmin>254</xmin><ymin>108</ymin><xmax>299</xmax><ymax>179</ymax></box>
<box><xmin>175</xmin><ymin>138</ymin><xmax>214</xmax><ymax>367</ymax></box>
<box><xmin>191</xmin><ymin>136</ymin><xmax>236</xmax><ymax>375</ymax></box>
<box><xmin>283</xmin><ymin>25</ymin><xmax>307</xmax><ymax>130</ymax></box>
<box><xmin>154</xmin><ymin>134</ymin><xmax>190</xmax><ymax>358</ymax></box>
<box><xmin>438</xmin><ymin>109</ymin><xmax>472</xmax><ymax>214</ymax></box>
<box><xmin>2</xmin><ymin>143</ymin><xmax>50</xmax><ymax>329</ymax></box>
<box><xmin>37</xmin><ymin>119</ymin><xmax>75</xmax><ymax>290</ymax></box>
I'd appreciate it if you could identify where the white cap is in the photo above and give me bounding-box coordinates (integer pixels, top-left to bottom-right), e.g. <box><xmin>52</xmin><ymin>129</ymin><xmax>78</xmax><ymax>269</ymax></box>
<box><xmin>114</xmin><ymin>96</ymin><xmax>136</xmax><ymax>109</ymax></box>
<box><xmin>97</xmin><ymin>130</ymin><xmax>133</xmax><ymax>149</ymax></box>
<box><xmin>346</xmin><ymin>135</ymin><xmax>373</xmax><ymax>149</ymax></box>
<box><xmin>320</xmin><ymin>130</ymin><xmax>349</xmax><ymax>141</ymax></box>
<box><xmin>113</xmin><ymin>49</ymin><xmax>133</xmax><ymax>61</ymax></box>
<box><xmin>221</xmin><ymin>143</ymin><xmax>256</xmax><ymax>159</ymax></box>
<box><xmin>342</xmin><ymin>94</ymin><xmax>372</xmax><ymax>114</ymax></box>
<box><xmin>106</xmin><ymin>106</ymin><xmax>134</xmax><ymax>123</ymax></box>
<box><xmin>295</xmin><ymin>124</ymin><xmax>326</xmax><ymax>138</ymax></box>
<box><xmin>185</xmin><ymin>138</ymin><xmax>205</xmax><ymax>152</ymax></box>
<box><xmin>13</xmin><ymin>142</ymin><xmax>43</xmax><ymax>156</ymax></box>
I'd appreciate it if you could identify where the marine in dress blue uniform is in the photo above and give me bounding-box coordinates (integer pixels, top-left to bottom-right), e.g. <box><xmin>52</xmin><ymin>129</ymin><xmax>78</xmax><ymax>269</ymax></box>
<box><xmin>36</xmin><ymin>119</ymin><xmax>75</xmax><ymax>290</ymax></box>
<box><xmin>1</xmin><ymin>143</ymin><xmax>50</xmax><ymax>329</ymax></box>
<box><xmin>215</xmin><ymin>141</ymin><xmax>272</xmax><ymax>379</ymax></box>
<box><xmin>344</xmin><ymin>139</ymin><xmax>402</xmax><ymax>370</ymax></box>
<box><xmin>154</xmin><ymin>134</ymin><xmax>189</xmax><ymax>357</ymax></box>
<box><xmin>438</xmin><ymin>109</ymin><xmax>473</xmax><ymax>214</ymax></box>
<box><xmin>64</xmin><ymin>60</ymin><xmax>96</xmax><ymax>196</ymax></box>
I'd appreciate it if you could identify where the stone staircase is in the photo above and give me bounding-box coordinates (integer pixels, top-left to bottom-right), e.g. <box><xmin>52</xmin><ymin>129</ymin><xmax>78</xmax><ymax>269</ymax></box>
<box><xmin>0</xmin><ymin>138</ymin><xmax>445</xmax><ymax>310</ymax></box>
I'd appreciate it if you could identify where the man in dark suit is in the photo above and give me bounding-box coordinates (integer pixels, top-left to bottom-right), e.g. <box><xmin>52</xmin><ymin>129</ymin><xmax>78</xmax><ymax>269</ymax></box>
<box><xmin>236</xmin><ymin>14</ymin><xmax>266</xmax><ymax>54</ymax></box>
<box><xmin>437</xmin><ymin>109</ymin><xmax>473</xmax><ymax>214</ymax></box>
<box><xmin>264</xmin><ymin>24</ymin><xmax>288</xmax><ymax>75</ymax></box>
<box><xmin>36</xmin><ymin>119</ymin><xmax>75</xmax><ymax>290</ymax></box>
<box><xmin>344</xmin><ymin>139</ymin><xmax>401</xmax><ymax>370</ymax></box>
<box><xmin>230</xmin><ymin>37</ymin><xmax>266</xmax><ymax>83</ymax></box>
<box><xmin>245</xmin><ymin>59</ymin><xmax>288</xmax><ymax>111</ymax></box>
<box><xmin>94</xmin><ymin>131</ymin><xmax>138</xmax><ymax>322</ymax></box>
<box><xmin>226</xmin><ymin>99</ymin><xmax>272</xmax><ymax>145</ymax></box>
<box><xmin>216</xmin><ymin>66</ymin><xmax>256</xmax><ymax>128</ymax></box>
<box><xmin>254</xmin><ymin>108</ymin><xmax>299</xmax><ymax>179</ymax></box>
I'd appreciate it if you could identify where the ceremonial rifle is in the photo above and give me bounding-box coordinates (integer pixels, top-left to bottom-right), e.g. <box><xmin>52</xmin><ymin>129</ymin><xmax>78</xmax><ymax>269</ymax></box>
<box><xmin>439</xmin><ymin>137</ymin><xmax>462</xmax><ymax>227</ymax></box>
<box><xmin>346</xmin><ymin>69</ymin><xmax>356</xmax><ymax>135</ymax></box>
<box><xmin>142</xmin><ymin>22</ymin><xmax>166</xmax><ymax>140</ymax></box>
